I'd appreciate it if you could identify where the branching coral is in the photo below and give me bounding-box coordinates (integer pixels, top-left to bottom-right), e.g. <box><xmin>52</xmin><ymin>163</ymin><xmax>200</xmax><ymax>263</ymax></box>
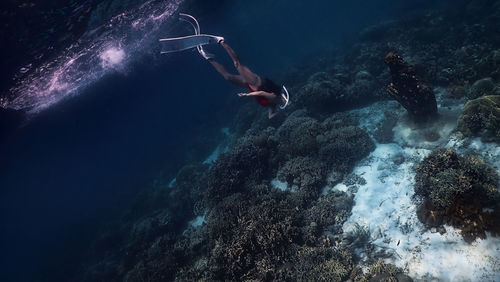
<box><xmin>205</xmin><ymin>141</ymin><xmax>269</xmax><ymax>208</ymax></box>
<box><xmin>276</xmin><ymin>246</ymin><xmax>354</xmax><ymax>282</ymax></box>
<box><xmin>467</xmin><ymin>77</ymin><xmax>495</xmax><ymax>99</ymax></box>
<box><xmin>275</xmin><ymin>114</ymin><xmax>324</xmax><ymax>158</ymax></box>
<box><xmin>278</xmin><ymin>156</ymin><xmax>327</xmax><ymax>190</ymax></box>
<box><xmin>352</xmin><ymin>261</ymin><xmax>413</xmax><ymax>282</ymax></box>
<box><xmin>457</xmin><ymin>95</ymin><xmax>500</xmax><ymax>142</ymax></box>
<box><xmin>206</xmin><ymin>194</ymin><xmax>303</xmax><ymax>281</ymax></box>
<box><xmin>317</xmin><ymin>125</ymin><xmax>375</xmax><ymax>173</ymax></box>
<box><xmin>305</xmin><ymin>190</ymin><xmax>354</xmax><ymax>233</ymax></box>
<box><xmin>294</xmin><ymin>72</ymin><xmax>346</xmax><ymax>113</ymax></box>
<box><xmin>414</xmin><ymin>148</ymin><xmax>500</xmax><ymax>242</ymax></box>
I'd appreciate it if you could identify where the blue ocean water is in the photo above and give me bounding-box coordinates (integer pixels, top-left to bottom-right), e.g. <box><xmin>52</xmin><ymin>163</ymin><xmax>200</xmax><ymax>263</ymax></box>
<box><xmin>1</xmin><ymin>0</ymin><xmax>496</xmax><ymax>281</ymax></box>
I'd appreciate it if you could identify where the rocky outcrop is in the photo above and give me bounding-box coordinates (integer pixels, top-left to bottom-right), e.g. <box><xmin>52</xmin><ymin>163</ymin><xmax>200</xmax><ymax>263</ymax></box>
<box><xmin>385</xmin><ymin>52</ymin><xmax>438</xmax><ymax>122</ymax></box>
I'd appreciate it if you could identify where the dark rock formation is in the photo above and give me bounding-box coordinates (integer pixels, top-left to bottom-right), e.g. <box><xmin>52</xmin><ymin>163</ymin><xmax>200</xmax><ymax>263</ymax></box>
<box><xmin>385</xmin><ymin>52</ymin><xmax>438</xmax><ymax>122</ymax></box>
<box><xmin>457</xmin><ymin>95</ymin><xmax>500</xmax><ymax>142</ymax></box>
<box><xmin>414</xmin><ymin>148</ymin><xmax>499</xmax><ymax>243</ymax></box>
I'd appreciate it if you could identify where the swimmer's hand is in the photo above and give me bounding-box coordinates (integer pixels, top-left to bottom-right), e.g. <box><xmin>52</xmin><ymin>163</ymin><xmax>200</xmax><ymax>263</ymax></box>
<box><xmin>237</xmin><ymin>93</ymin><xmax>248</xmax><ymax>97</ymax></box>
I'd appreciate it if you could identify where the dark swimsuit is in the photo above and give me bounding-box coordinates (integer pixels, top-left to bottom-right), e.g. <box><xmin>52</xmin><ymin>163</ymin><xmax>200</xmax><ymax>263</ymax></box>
<box><xmin>246</xmin><ymin>78</ymin><xmax>281</xmax><ymax>107</ymax></box>
<box><xmin>246</xmin><ymin>83</ymin><xmax>270</xmax><ymax>106</ymax></box>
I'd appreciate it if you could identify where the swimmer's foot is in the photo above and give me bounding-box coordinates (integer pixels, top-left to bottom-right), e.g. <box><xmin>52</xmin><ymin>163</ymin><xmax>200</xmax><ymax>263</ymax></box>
<box><xmin>215</xmin><ymin>36</ymin><xmax>224</xmax><ymax>44</ymax></box>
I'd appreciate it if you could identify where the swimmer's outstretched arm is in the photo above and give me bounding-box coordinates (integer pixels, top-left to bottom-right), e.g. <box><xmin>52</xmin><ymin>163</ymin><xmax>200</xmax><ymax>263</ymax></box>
<box><xmin>237</xmin><ymin>91</ymin><xmax>274</xmax><ymax>99</ymax></box>
<box><xmin>238</xmin><ymin>91</ymin><xmax>278</xmax><ymax>119</ymax></box>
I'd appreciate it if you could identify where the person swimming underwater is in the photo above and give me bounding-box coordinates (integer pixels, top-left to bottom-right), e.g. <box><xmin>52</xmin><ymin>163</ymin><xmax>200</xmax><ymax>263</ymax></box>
<box><xmin>203</xmin><ymin>40</ymin><xmax>287</xmax><ymax>119</ymax></box>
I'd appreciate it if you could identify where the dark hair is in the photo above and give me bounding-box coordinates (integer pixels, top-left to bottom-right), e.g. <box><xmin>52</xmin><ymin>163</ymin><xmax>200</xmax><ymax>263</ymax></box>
<box><xmin>259</xmin><ymin>78</ymin><xmax>282</xmax><ymax>96</ymax></box>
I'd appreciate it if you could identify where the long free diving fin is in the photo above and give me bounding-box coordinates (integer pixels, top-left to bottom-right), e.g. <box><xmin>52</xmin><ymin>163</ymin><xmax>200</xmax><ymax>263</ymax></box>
<box><xmin>159</xmin><ymin>13</ymin><xmax>222</xmax><ymax>59</ymax></box>
<box><xmin>159</xmin><ymin>34</ymin><xmax>221</xmax><ymax>54</ymax></box>
<box><xmin>179</xmin><ymin>13</ymin><xmax>200</xmax><ymax>35</ymax></box>
<box><xmin>178</xmin><ymin>13</ymin><xmax>214</xmax><ymax>59</ymax></box>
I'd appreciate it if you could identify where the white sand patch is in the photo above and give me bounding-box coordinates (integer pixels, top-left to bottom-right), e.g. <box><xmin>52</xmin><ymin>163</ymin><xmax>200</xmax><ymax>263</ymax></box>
<box><xmin>341</xmin><ymin>142</ymin><xmax>500</xmax><ymax>281</ymax></box>
<box><xmin>392</xmin><ymin>106</ymin><xmax>462</xmax><ymax>149</ymax></box>
<box><xmin>203</xmin><ymin>127</ymin><xmax>231</xmax><ymax>164</ymax></box>
<box><xmin>271</xmin><ymin>177</ymin><xmax>289</xmax><ymax>191</ymax></box>
<box><xmin>203</xmin><ymin>145</ymin><xmax>223</xmax><ymax>164</ymax></box>
<box><xmin>168</xmin><ymin>177</ymin><xmax>176</xmax><ymax>188</ymax></box>
<box><xmin>336</xmin><ymin>100</ymin><xmax>500</xmax><ymax>281</ymax></box>
<box><xmin>350</xmin><ymin>100</ymin><xmax>401</xmax><ymax>135</ymax></box>
<box><xmin>188</xmin><ymin>216</ymin><xmax>205</xmax><ymax>228</ymax></box>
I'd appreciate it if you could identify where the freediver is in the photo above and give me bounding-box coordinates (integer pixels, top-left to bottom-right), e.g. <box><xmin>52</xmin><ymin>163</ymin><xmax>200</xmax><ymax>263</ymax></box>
<box><xmin>202</xmin><ymin>40</ymin><xmax>288</xmax><ymax>119</ymax></box>
<box><xmin>159</xmin><ymin>13</ymin><xmax>288</xmax><ymax>118</ymax></box>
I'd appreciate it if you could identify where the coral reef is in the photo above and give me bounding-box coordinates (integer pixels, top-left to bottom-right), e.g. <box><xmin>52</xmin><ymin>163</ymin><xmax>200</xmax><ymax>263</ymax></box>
<box><xmin>385</xmin><ymin>52</ymin><xmax>438</xmax><ymax>122</ymax></box>
<box><xmin>352</xmin><ymin>261</ymin><xmax>413</xmax><ymax>282</ymax></box>
<box><xmin>291</xmin><ymin>68</ymin><xmax>385</xmax><ymax>119</ymax></box>
<box><xmin>206</xmin><ymin>194</ymin><xmax>303</xmax><ymax>281</ymax></box>
<box><xmin>467</xmin><ymin>77</ymin><xmax>495</xmax><ymax>99</ymax></box>
<box><xmin>305</xmin><ymin>190</ymin><xmax>354</xmax><ymax>239</ymax></box>
<box><xmin>170</xmin><ymin>163</ymin><xmax>210</xmax><ymax>216</ymax></box>
<box><xmin>317</xmin><ymin>125</ymin><xmax>375</xmax><ymax>173</ymax></box>
<box><xmin>71</xmin><ymin>1</ymin><xmax>500</xmax><ymax>281</ymax></box>
<box><xmin>295</xmin><ymin>72</ymin><xmax>347</xmax><ymax>113</ymax></box>
<box><xmin>205</xmin><ymin>141</ymin><xmax>271</xmax><ymax>208</ymax></box>
<box><xmin>278</xmin><ymin>157</ymin><xmax>327</xmax><ymax>191</ymax></box>
<box><xmin>272</xmin><ymin>111</ymin><xmax>374</xmax><ymax>197</ymax></box>
<box><xmin>457</xmin><ymin>95</ymin><xmax>500</xmax><ymax>142</ymax></box>
<box><xmin>277</xmin><ymin>115</ymin><xmax>324</xmax><ymax>156</ymax></box>
<box><xmin>414</xmin><ymin>148</ymin><xmax>500</xmax><ymax>242</ymax></box>
<box><xmin>276</xmin><ymin>246</ymin><xmax>354</xmax><ymax>282</ymax></box>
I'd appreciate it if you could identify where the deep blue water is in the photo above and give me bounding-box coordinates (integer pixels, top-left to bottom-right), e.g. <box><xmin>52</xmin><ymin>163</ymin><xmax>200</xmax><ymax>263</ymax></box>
<box><xmin>0</xmin><ymin>0</ymin><xmax>446</xmax><ymax>281</ymax></box>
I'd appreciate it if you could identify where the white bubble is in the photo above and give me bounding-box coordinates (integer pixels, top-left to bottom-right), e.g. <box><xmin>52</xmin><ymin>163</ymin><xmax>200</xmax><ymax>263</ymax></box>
<box><xmin>99</xmin><ymin>47</ymin><xmax>126</xmax><ymax>68</ymax></box>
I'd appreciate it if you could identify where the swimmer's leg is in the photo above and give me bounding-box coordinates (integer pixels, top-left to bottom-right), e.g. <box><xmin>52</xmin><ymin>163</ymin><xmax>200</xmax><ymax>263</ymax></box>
<box><xmin>208</xmin><ymin>59</ymin><xmax>246</xmax><ymax>87</ymax></box>
<box><xmin>220</xmin><ymin>41</ymin><xmax>261</xmax><ymax>87</ymax></box>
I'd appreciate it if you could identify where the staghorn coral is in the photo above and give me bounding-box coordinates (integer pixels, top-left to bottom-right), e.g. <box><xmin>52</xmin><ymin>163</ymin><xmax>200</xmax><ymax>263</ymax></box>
<box><xmin>277</xmin><ymin>156</ymin><xmax>327</xmax><ymax>191</ymax></box>
<box><xmin>305</xmin><ymin>190</ymin><xmax>353</xmax><ymax>233</ymax></box>
<box><xmin>294</xmin><ymin>72</ymin><xmax>347</xmax><ymax>113</ymax></box>
<box><xmin>414</xmin><ymin>148</ymin><xmax>500</xmax><ymax>242</ymax></box>
<box><xmin>317</xmin><ymin>125</ymin><xmax>375</xmax><ymax>173</ymax></box>
<box><xmin>170</xmin><ymin>163</ymin><xmax>210</xmax><ymax>216</ymax></box>
<box><xmin>206</xmin><ymin>193</ymin><xmax>303</xmax><ymax>281</ymax></box>
<box><xmin>345</xmin><ymin>71</ymin><xmax>378</xmax><ymax>105</ymax></box>
<box><xmin>457</xmin><ymin>95</ymin><xmax>500</xmax><ymax>142</ymax></box>
<box><xmin>302</xmin><ymin>190</ymin><xmax>354</xmax><ymax>245</ymax></box>
<box><xmin>204</xmin><ymin>141</ymin><xmax>270</xmax><ymax>208</ymax></box>
<box><xmin>352</xmin><ymin>261</ymin><xmax>413</xmax><ymax>282</ymax></box>
<box><xmin>274</xmin><ymin>113</ymin><xmax>323</xmax><ymax>157</ymax></box>
<box><xmin>276</xmin><ymin>246</ymin><xmax>354</xmax><ymax>282</ymax></box>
